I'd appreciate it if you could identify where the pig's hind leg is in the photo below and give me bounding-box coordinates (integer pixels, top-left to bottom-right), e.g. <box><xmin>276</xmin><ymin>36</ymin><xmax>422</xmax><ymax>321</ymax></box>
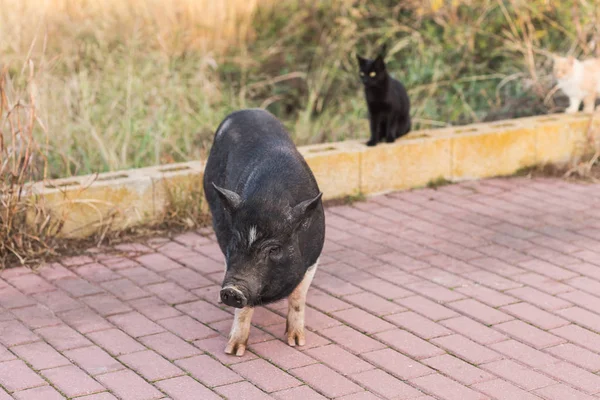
<box><xmin>225</xmin><ymin>307</ymin><xmax>255</xmax><ymax>356</ymax></box>
<box><xmin>286</xmin><ymin>261</ymin><xmax>318</xmax><ymax>347</ymax></box>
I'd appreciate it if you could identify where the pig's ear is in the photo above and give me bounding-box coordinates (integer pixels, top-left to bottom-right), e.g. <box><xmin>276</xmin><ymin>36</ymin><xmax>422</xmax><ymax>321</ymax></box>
<box><xmin>291</xmin><ymin>192</ymin><xmax>323</xmax><ymax>228</ymax></box>
<box><xmin>212</xmin><ymin>183</ymin><xmax>242</xmax><ymax>213</ymax></box>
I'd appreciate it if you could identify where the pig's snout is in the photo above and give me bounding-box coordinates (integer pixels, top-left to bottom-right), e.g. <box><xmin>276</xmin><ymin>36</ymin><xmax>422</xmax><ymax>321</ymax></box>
<box><xmin>220</xmin><ymin>286</ymin><xmax>247</xmax><ymax>308</ymax></box>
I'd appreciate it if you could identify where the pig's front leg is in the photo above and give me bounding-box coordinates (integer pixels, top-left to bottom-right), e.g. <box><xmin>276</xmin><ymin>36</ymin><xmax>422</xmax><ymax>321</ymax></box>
<box><xmin>286</xmin><ymin>262</ymin><xmax>318</xmax><ymax>347</ymax></box>
<box><xmin>225</xmin><ymin>307</ymin><xmax>254</xmax><ymax>356</ymax></box>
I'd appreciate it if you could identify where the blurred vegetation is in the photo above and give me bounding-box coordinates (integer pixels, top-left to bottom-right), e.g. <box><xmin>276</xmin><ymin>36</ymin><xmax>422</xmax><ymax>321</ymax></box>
<box><xmin>1</xmin><ymin>0</ymin><xmax>600</xmax><ymax>178</ymax></box>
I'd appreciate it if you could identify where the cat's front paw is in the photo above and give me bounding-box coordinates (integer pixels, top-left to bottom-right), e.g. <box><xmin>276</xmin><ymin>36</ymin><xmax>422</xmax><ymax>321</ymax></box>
<box><xmin>565</xmin><ymin>106</ymin><xmax>579</xmax><ymax>114</ymax></box>
<box><xmin>366</xmin><ymin>139</ymin><xmax>377</xmax><ymax>147</ymax></box>
<box><xmin>386</xmin><ymin>137</ymin><xmax>396</xmax><ymax>143</ymax></box>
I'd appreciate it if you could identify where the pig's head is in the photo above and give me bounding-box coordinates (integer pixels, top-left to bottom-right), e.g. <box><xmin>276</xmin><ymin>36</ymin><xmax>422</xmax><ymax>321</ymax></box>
<box><xmin>212</xmin><ymin>183</ymin><xmax>322</xmax><ymax>308</ymax></box>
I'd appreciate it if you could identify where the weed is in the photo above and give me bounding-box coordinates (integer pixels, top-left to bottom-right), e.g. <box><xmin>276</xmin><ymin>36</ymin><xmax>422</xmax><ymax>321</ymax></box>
<box><xmin>427</xmin><ymin>176</ymin><xmax>452</xmax><ymax>189</ymax></box>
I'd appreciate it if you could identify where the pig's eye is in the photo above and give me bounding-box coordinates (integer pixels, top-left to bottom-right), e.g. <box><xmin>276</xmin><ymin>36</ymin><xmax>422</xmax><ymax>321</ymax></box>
<box><xmin>269</xmin><ymin>246</ymin><xmax>282</xmax><ymax>259</ymax></box>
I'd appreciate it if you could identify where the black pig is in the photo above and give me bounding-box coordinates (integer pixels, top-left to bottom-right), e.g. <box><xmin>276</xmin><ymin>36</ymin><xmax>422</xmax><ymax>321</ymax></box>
<box><xmin>203</xmin><ymin>109</ymin><xmax>325</xmax><ymax>356</ymax></box>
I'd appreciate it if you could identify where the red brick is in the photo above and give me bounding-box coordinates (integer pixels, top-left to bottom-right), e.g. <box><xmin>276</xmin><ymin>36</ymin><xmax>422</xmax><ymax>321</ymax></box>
<box><xmin>468</xmin><ymin>257</ymin><xmax>525</xmax><ymax>277</ymax></box>
<box><xmin>305</xmin><ymin>344</ymin><xmax>372</xmax><ymax>375</ymax></box>
<box><xmin>375</xmin><ymin>329</ymin><xmax>444</xmax><ymax>359</ymax></box>
<box><xmin>96</xmin><ymin>369</ymin><xmax>163</xmax><ymax>400</ymax></box>
<box><xmin>410</xmin><ymin>373</ymin><xmax>489</xmax><ymax>400</ymax></box>
<box><xmin>534</xmin><ymin>383</ymin><xmax>595</xmax><ymax>400</ymax></box>
<box><xmin>362</xmin><ymin>348</ymin><xmax>433</xmax><ymax>380</ymax></box>
<box><xmin>351</xmin><ymin>369</ymin><xmax>423</xmax><ymax>399</ymax></box>
<box><xmin>61</xmin><ymin>255</ymin><xmax>94</xmax><ymax>266</ymax></box>
<box><xmin>55</xmin><ymin>278</ymin><xmax>103</xmax><ymax>298</ymax></box>
<box><xmin>108</xmin><ymin>311</ymin><xmax>164</xmax><ymax>338</ymax></box>
<box><xmin>448</xmin><ymin>299</ymin><xmax>513</xmax><ymax>325</ymax></box>
<box><xmin>12</xmin><ymin>305</ymin><xmax>61</xmax><ymax>329</ymax></box>
<box><xmin>501</xmin><ymin>302</ymin><xmax>568</xmax><ymax>330</ymax></box>
<box><xmin>32</xmin><ymin>290</ymin><xmax>80</xmax><ymax>313</ymax></box>
<box><xmin>179</xmin><ymin>254</ymin><xmax>223</xmax><ymax>275</ymax></box>
<box><xmin>290</xmin><ymin>364</ymin><xmax>361</xmax><ymax>398</ymax></box>
<box><xmin>11</xmin><ymin>342</ymin><xmax>69</xmax><ymax>370</ymax></box>
<box><xmin>119</xmin><ymin>266</ymin><xmax>165</xmax><ymax>286</ymax></box>
<box><xmin>233</xmin><ymin>359</ymin><xmax>301</xmax><ymax>393</ymax></box>
<box><xmin>355</xmin><ymin>278</ymin><xmax>413</xmax><ymax>299</ymax></box>
<box><xmin>74</xmin><ymin>393</ymin><xmax>118</xmax><ymax>400</ymax></box>
<box><xmin>100</xmin><ymin>278</ymin><xmax>148</xmax><ymax>301</ymax></box>
<box><xmin>456</xmin><ymin>284</ymin><xmax>517</xmax><ymax>307</ymax></box>
<box><xmin>332</xmin><ymin>308</ymin><xmax>395</xmax><ymax>334</ymax></box>
<box><xmin>0</xmin><ymin>344</ymin><xmax>14</xmax><ymax>363</ymax></box>
<box><xmin>412</xmin><ymin>267</ymin><xmax>471</xmax><ymax>288</ymax></box>
<box><xmin>128</xmin><ymin>296</ymin><xmax>182</xmax><ymax>321</ymax></box>
<box><xmin>519</xmin><ymin>259</ymin><xmax>578</xmax><ymax>280</ymax></box>
<box><xmin>385</xmin><ymin>311</ymin><xmax>452</xmax><ymax>339</ymax></box>
<box><xmin>157</xmin><ymin>315</ymin><xmax>216</xmax><ymax>341</ymax></box>
<box><xmin>139</xmin><ymin>332</ymin><xmax>201</xmax><ymax>360</ymax></box>
<box><xmin>215</xmin><ymin>381</ymin><xmax>271</xmax><ymax>400</ymax></box>
<box><xmin>494</xmin><ymin>320</ymin><xmax>564</xmax><ymax>349</ymax></box>
<box><xmin>175</xmin><ymin>354</ymin><xmax>242</xmax><ymax>387</ymax></box>
<box><xmin>75</xmin><ymin>263</ymin><xmax>119</xmax><ymax>283</ymax></box>
<box><xmin>273</xmin><ymin>385</ymin><xmax>327</xmax><ymax>400</ymax></box>
<box><xmin>432</xmin><ymin>335</ymin><xmax>501</xmax><ymax>365</ymax></box>
<box><xmin>506</xmin><ymin>287</ymin><xmax>572</xmax><ymax>311</ymax></box>
<box><xmin>396</xmin><ymin>295</ymin><xmax>458</xmax><ymax>321</ymax></box>
<box><xmin>336</xmin><ymin>392</ymin><xmax>382</xmax><ymax>400</ymax></box>
<box><xmin>539</xmin><ymin>361</ymin><xmax>600</xmax><ymax>394</ymax></box>
<box><xmin>102</xmin><ymin>257</ymin><xmax>140</xmax><ymax>270</ymax></box>
<box><xmin>463</xmin><ymin>270</ymin><xmax>521</xmax><ymax>291</ymax></box>
<box><xmin>156</xmin><ymin>375</ymin><xmax>221</xmax><ymax>400</ymax></box>
<box><xmin>303</xmin><ymin>306</ymin><xmax>342</xmax><ymax>331</ymax></box>
<box><xmin>546</xmin><ymin>343</ymin><xmax>600</xmax><ymax>372</ymax></box>
<box><xmin>490</xmin><ymin>340</ymin><xmax>557</xmax><ymax>368</ymax></box>
<box><xmin>7</xmin><ymin>274</ymin><xmax>55</xmax><ymax>295</ymax></box>
<box><xmin>58</xmin><ymin>307</ymin><xmax>112</xmax><ymax>334</ymax></box>
<box><xmin>176</xmin><ymin>300</ymin><xmax>230</xmax><ymax>323</ymax></box>
<box><xmin>252</xmin><ymin>307</ymin><xmax>285</xmax><ymax>328</ymax></box>
<box><xmin>136</xmin><ymin>253</ymin><xmax>181</xmax><ymax>272</ymax></box>
<box><xmin>82</xmin><ymin>293</ymin><xmax>132</xmax><ymax>316</ymax></box>
<box><xmin>119</xmin><ymin>350</ymin><xmax>183</xmax><ymax>381</ymax></box>
<box><xmin>514</xmin><ymin>273</ymin><xmax>573</xmax><ymax>295</ymax></box>
<box><xmin>317</xmin><ymin>325</ymin><xmax>385</xmax><ymax>354</ymax></box>
<box><xmin>307</xmin><ymin>288</ymin><xmax>352</xmax><ymax>313</ymax></box>
<box><xmin>557</xmin><ymin>306</ymin><xmax>600</xmax><ymax>333</ymax></box>
<box><xmin>441</xmin><ymin>316</ymin><xmax>506</xmax><ymax>345</ymax></box>
<box><xmin>0</xmin><ymin>287</ymin><xmax>36</xmax><ymax>310</ymax></box>
<box><xmin>64</xmin><ymin>346</ymin><xmax>124</xmax><ymax>375</ymax></box>
<box><xmin>343</xmin><ymin>291</ymin><xmax>405</xmax><ymax>316</ymax></box>
<box><xmin>481</xmin><ymin>359</ymin><xmax>555</xmax><ymax>390</ymax></box>
<box><xmin>423</xmin><ymin>354</ymin><xmax>494</xmax><ymax>386</ymax></box>
<box><xmin>87</xmin><ymin>329</ymin><xmax>145</xmax><ymax>356</ymax></box>
<box><xmin>252</xmin><ymin>340</ymin><xmax>317</xmax><ymax>370</ymax></box>
<box><xmin>156</xmin><ymin>241</ymin><xmax>198</xmax><ymax>260</ymax></box>
<box><xmin>0</xmin><ymin>360</ymin><xmax>46</xmax><ymax>392</ymax></box>
<box><xmin>12</xmin><ymin>385</ymin><xmax>65</xmax><ymax>400</ymax></box>
<box><xmin>163</xmin><ymin>268</ymin><xmax>212</xmax><ymax>290</ymax></box>
<box><xmin>36</xmin><ymin>325</ymin><xmax>91</xmax><ymax>351</ymax></box>
<box><xmin>39</xmin><ymin>263</ymin><xmax>76</xmax><ymax>281</ymax></box>
<box><xmin>193</xmin><ymin>336</ymin><xmax>258</xmax><ymax>365</ymax></box>
<box><xmin>313</xmin><ymin>273</ymin><xmax>362</xmax><ymax>297</ymax></box>
<box><xmin>472</xmin><ymin>379</ymin><xmax>542</xmax><ymax>400</ymax></box>
<box><xmin>41</xmin><ymin>365</ymin><xmax>104</xmax><ymax>398</ymax></box>
<box><xmin>405</xmin><ymin>280</ymin><xmax>465</xmax><ymax>303</ymax></box>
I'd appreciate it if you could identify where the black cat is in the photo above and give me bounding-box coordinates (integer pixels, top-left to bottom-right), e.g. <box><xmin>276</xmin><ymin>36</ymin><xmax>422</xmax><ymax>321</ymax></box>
<box><xmin>356</xmin><ymin>45</ymin><xmax>411</xmax><ymax>146</ymax></box>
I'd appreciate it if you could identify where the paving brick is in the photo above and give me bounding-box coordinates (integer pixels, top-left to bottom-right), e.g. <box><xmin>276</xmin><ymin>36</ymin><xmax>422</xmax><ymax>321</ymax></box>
<box><xmin>303</xmin><ymin>306</ymin><xmax>342</xmax><ymax>331</ymax></box>
<box><xmin>0</xmin><ymin>344</ymin><xmax>14</xmax><ymax>363</ymax></box>
<box><xmin>11</xmin><ymin>342</ymin><xmax>69</xmax><ymax>370</ymax></box>
<box><xmin>119</xmin><ymin>266</ymin><xmax>165</xmax><ymax>286</ymax></box>
<box><xmin>0</xmin><ymin>320</ymin><xmax>39</xmax><ymax>347</ymax></box>
<box><xmin>87</xmin><ymin>329</ymin><xmax>145</xmax><ymax>356</ymax></box>
<box><xmin>494</xmin><ymin>320</ymin><xmax>564</xmax><ymax>349</ymax></box>
<box><xmin>432</xmin><ymin>334</ymin><xmax>501</xmax><ymax>365</ymax></box>
<box><xmin>139</xmin><ymin>332</ymin><xmax>201</xmax><ymax>360</ymax></box>
<box><xmin>519</xmin><ymin>259</ymin><xmax>579</xmax><ymax>280</ymax></box>
<box><xmin>304</xmin><ymin>344</ymin><xmax>372</xmax><ymax>375</ymax></box>
<box><xmin>251</xmin><ymin>340</ymin><xmax>317</xmax><ymax>370</ymax></box>
<box><xmin>7</xmin><ymin>274</ymin><xmax>55</xmax><ymax>295</ymax></box>
<box><xmin>410</xmin><ymin>373</ymin><xmax>490</xmax><ymax>400</ymax></box>
<box><xmin>490</xmin><ymin>340</ymin><xmax>558</xmax><ymax>368</ymax></box>
<box><xmin>440</xmin><ymin>316</ymin><xmax>507</xmax><ymax>345</ymax></box>
<box><xmin>39</xmin><ymin>263</ymin><xmax>76</xmax><ymax>281</ymax></box>
<box><xmin>64</xmin><ymin>346</ymin><xmax>124</xmax><ymax>375</ymax></box>
<box><xmin>12</xmin><ymin>304</ymin><xmax>61</xmax><ymax>329</ymax></box>
<box><xmin>306</xmin><ymin>288</ymin><xmax>352</xmax><ymax>313</ymax></box>
<box><xmin>472</xmin><ymin>379</ymin><xmax>543</xmax><ymax>400</ymax></box>
<box><xmin>157</xmin><ymin>315</ymin><xmax>216</xmax><ymax>341</ymax></box>
<box><xmin>136</xmin><ymin>253</ymin><xmax>182</xmax><ymax>272</ymax></box>
<box><xmin>336</xmin><ymin>392</ymin><xmax>382</xmax><ymax>400</ymax></box>
<box><xmin>82</xmin><ymin>293</ymin><xmax>132</xmax><ymax>316</ymax></box>
<box><xmin>0</xmin><ymin>360</ymin><xmax>46</xmax><ymax>392</ymax></box>
<box><xmin>448</xmin><ymin>299</ymin><xmax>513</xmax><ymax>325</ymax></box>
<box><xmin>214</xmin><ymin>381</ymin><xmax>272</xmax><ymax>400</ymax></box>
<box><xmin>332</xmin><ymin>308</ymin><xmax>394</xmax><ymax>334</ymax></box>
<box><xmin>55</xmin><ymin>277</ymin><xmax>103</xmax><ymax>298</ymax></box>
<box><xmin>500</xmin><ymin>302</ymin><xmax>569</xmax><ymax>330</ymax></box>
<box><xmin>96</xmin><ymin>369</ymin><xmax>163</xmax><ymax>400</ymax></box>
<box><xmin>175</xmin><ymin>300</ymin><xmax>230</xmax><ymax>323</ymax></box>
<box><xmin>119</xmin><ymin>350</ymin><xmax>183</xmax><ymax>381</ymax></box>
<box><xmin>233</xmin><ymin>359</ymin><xmax>301</xmax><ymax>393</ymax></box>
<box><xmin>32</xmin><ymin>290</ymin><xmax>80</xmax><ymax>313</ymax></box>
<box><xmin>374</xmin><ymin>329</ymin><xmax>444</xmax><ymax>359</ymax></box>
<box><xmin>463</xmin><ymin>270</ymin><xmax>521</xmax><ymax>291</ymax></box>
<box><xmin>513</xmin><ymin>273</ymin><xmax>573</xmax><ymax>295</ymax></box>
<box><xmin>481</xmin><ymin>359</ymin><xmax>556</xmax><ymax>390</ymax></box>
<box><xmin>155</xmin><ymin>375</ymin><xmax>221</xmax><ymax>400</ymax></box>
<box><xmin>36</xmin><ymin>325</ymin><xmax>91</xmax><ymax>351</ymax></box>
<box><xmin>362</xmin><ymin>348</ymin><xmax>433</xmax><ymax>380</ymax></box>
<box><xmin>539</xmin><ymin>361</ymin><xmax>600</xmax><ymax>394</ymax></box>
<box><xmin>534</xmin><ymin>383</ymin><xmax>595</xmax><ymax>400</ymax></box>
<box><xmin>423</xmin><ymin>354</ymin><xmax>494</xmax><ymax>386</ymax></box>
<box><xmin>193</xmin><ymin>336</ymin><xmax>258</xmax><ymax>365</ymax></box>
<box><xmin>343</xmin><ymin>291</ymin><xmax>405</xmax><ymax>315</ymax></box>
<box><xmin>100</xmin><ymin>278</ymin><xmax>148</xmax><ymax>301</ymax></box>
<box><xmin>108</xmin><ymin>311</ymin><xmax>164</xmax><ymax>338</ymax></box>
<box><xmin>74</xmin><ymin>393</ymin><xmax>117</xmax><ymax>400</ymax></box>
<box><xmin>545</xmin><ymin>343</ymin><xmax>600</xmax><ymax>372</ymax></box>
<box><xmin>404</xmin><ymin>280</ymin><xmax>465</xmax><ymax>303</ymax></box>
<box><xmin>355</xmin><ymin>277</ymin><xmax>414</xmax><ymax>299</ymax></box>
<box><xmin>290</xmin><ymin>363</ymin><xmax>362</xmax><ymax>398</ymax></box>
<box><xmin>456</xmin><ymin>284</ymin><xmax>518</xmax><ymax>307</ymax></box>
<box><xmin>58</xmin><ymin>307</ymin><xmax>113</xmax><ymax>334</ymax></box>
<box><xmin>273</xmin><ymin>385</ymin><xmax>327</xmax><ymax>400</ymax></box>
<box><xmin>41</xmin><ymin>365</ymin><xmax>105</xmax><ymax>398</ymax></box>
<box><xmin>396</xmin><ymin>295</ymin><xmax>458</xmax><ymax>321</ymax></box>
<box><xmin>76</xmin><ymin>263</ymin><xmax>120</xmax><ymax>283</ymax></box>
<box><xmin>175</xmin><ymin>354</ymin><xmax>242</xmax><ymax>387</ymax></box>
<box><xmin>12</xmin><ymin>385</ymin><xmax>65</xmax><ymax>400</ymax></box>
<box><xmin>128</xmin><ymin>296</ymin><xmax>182</xmax><ymax>321</ymax></box>
<box><xmin>506</xmin><ymin>287</ymin><xmax>572</xmax><ymax>311</ymax></box>
<box><xmin>351</xmin><ymin>368</ymin><xmax>423</xmax><ymax>399</ymax></box>
<box><xmin>385</xmin><ymin>311</ymin><xmax>451</xmax><ymax>339</ymax></box>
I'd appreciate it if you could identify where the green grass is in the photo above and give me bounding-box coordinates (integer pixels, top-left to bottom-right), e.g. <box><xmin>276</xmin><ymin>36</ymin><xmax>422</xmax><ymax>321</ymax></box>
<box><xmin>1</xmin><ymin>0</ymin><xmax>596</xmax><ymax>179</ymax></box>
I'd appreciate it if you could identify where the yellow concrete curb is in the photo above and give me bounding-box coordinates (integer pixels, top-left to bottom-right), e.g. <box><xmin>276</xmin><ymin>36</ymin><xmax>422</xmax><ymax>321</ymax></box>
<box><xmin>27</xmin><ymin>113</ymin><xmax>598</xmax><ymax>238</ymax></box>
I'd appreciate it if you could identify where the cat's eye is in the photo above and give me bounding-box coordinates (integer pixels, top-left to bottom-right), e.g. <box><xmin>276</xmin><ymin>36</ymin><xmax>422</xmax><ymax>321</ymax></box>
<box><xmin>369</xmin><ymin>72</ymin><xmax>376</xmax><ymax>77</ymax></box>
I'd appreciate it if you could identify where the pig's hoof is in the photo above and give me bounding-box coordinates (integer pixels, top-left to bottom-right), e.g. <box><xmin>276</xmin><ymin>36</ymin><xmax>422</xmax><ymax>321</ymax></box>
<box><xmin>287</xmin><ymin>329</ymin><xmax>306</xmax><ymax>347</ymax></box>
<box><xmin>225</xmin><ymin>340</ymin><xmax>247</xmax><ymax>357</ymax></box>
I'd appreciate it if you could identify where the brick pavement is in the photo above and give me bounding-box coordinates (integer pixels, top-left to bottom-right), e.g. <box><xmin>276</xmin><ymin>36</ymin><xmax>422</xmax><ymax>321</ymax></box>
<box><xmin>1</xmin><ymin>177</ymin><xmax>600</xmax><ymax>398</ymax></box>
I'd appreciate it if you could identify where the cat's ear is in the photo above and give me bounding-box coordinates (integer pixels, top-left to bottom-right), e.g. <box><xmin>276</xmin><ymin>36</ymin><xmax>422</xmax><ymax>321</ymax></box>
<box><xmin>356</xmin><ymin>53</ymin><xmax>367</xmax><ymax>67</ymax></box>
<box><xmin>378</xmin><ymin>42</ymin><xmax>388</xmax><ymax>58</ymax></box>
<box><xmin>373</xmin><ymin>54</ymin><xmax>386</xmax><ymax>70</ymax></box>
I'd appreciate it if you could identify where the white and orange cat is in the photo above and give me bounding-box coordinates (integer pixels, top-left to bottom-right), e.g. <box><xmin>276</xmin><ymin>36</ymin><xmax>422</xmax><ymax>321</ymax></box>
<box><xmin>553</xmin><ymin>55</ymin><xmax>600</xmax><ymax>113</ymax></box>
